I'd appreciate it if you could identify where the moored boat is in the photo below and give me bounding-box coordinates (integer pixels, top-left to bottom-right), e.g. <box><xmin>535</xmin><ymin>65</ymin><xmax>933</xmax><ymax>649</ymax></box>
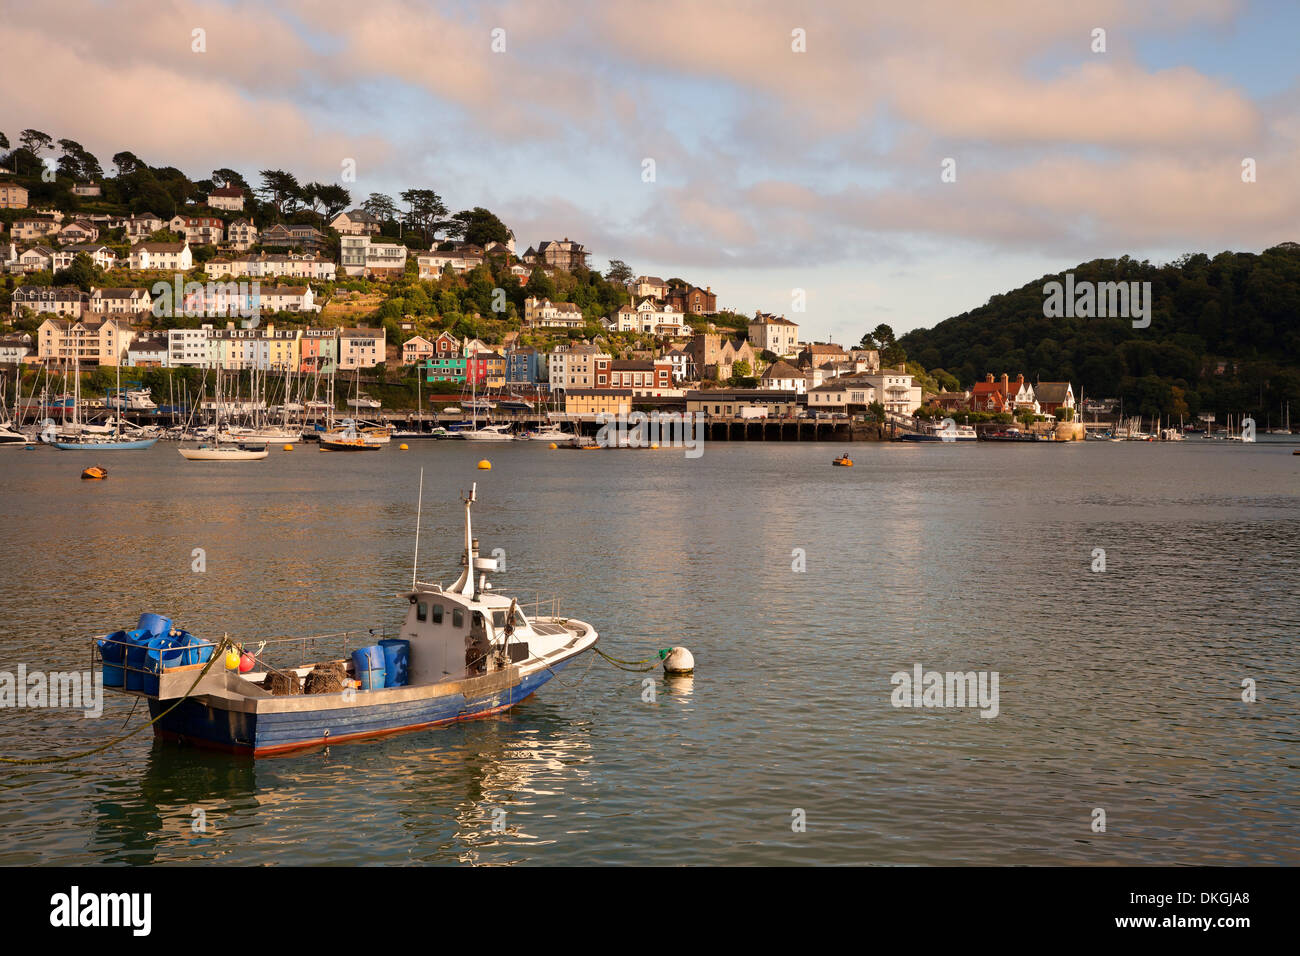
<box><xmin>179</xmin><ymin>443</ymin><xmax>269</xmax><ymax>461</ymax></box>
<box><xmin>94</xmin><ymin>484</ymin><xmax>599</xmax><ymax>756</ymax></box>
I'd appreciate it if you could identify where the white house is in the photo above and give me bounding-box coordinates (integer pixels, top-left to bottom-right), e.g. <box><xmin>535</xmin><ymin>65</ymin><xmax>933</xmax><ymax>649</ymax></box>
<box><xmin>760</xmin><ymin>359</ymin><xmax>807</xmax><ymax>394</ymax></box>
<box><xmin>207</xmin><ymin>187</ymin><xmax>246</xmax><ymax>211</ymax></box>
<box><xmin>167</xmin><ymin>327</ymin><xmax>213</xmax><ymax>368</ymax></box>
<box><xmin>130</xmin><ymin>241</ymin><xmax>192</xmax><ymax>271</ymax></box>
<box><xmin>525</xmin><ymin>297</ymin><xmax>585</xmax><ymax>329</ymax></box>
<box><xmin>748</xmin><ymin>313</ymin><xmax>800</xmax><ymax>357</ymax></box>
<box><xmin>52</xmin><ymin>244</ymin><xmax>117</xmax><ymax>272</ymax></box>
<box><xmin>226</xmin><ymin>218</ymin><xmax>258</xmax><ymax>251</ymax></box>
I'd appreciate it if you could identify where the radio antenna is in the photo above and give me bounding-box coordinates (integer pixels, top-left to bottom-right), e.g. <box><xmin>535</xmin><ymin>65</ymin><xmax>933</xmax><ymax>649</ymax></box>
<box><xmin>412</xmin><ymin>467</ymin><xmax>424</xmax><ymax>590</ymax></box>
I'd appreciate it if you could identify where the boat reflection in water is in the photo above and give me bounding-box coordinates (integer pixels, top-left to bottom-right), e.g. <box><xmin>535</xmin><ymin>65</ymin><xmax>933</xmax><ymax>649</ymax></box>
<box><xmin>91</xmin><ymin>712</ymin><xmax>595</xmax><ymax>864</ymax></box>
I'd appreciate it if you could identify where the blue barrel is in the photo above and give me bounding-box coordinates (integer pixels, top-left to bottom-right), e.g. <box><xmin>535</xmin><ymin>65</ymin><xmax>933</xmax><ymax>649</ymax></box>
<box><xmin>351</xmin><ymin>645</ymin><xmax>386</xmax><ymax>691</ymax></box>
<box><xmin>377</xmin><ymin>639</ymin><xmax>410</xmax><ymax>687</ymax></box>
<box><xmin>137</xmin><ymin>613</ymin><xmax>172</xmax><ymax>638</ymax></box>
<box><xmin>97</xmin><ymin>630</ymin><xmax>129</xmax><ymax>687</ymax></box>
<box><xmin>172</xmin><ymin>630</ymin><xmax>213</xmax><ymax>666</ymax></box>
<box><xmin>143</xmin><ymin>637</ymin><xmax>184</xmax><ymax>696</ymax></box>
<box><xmin>123</xmin><ymin>628</ymin><xmax>152</xmax><ymax>691</ymax></box>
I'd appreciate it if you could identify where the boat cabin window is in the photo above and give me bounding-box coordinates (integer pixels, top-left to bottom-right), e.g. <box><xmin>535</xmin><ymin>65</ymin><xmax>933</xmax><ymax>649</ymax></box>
<box><xmin>491</xmin><ymin>610</ymin><xmax>507</xmax><ymax>628</ymax></box>
<box><xmin>453</xmin><ymin>608</ymin><xmax>464</xmax><ymax>628</ymax></box>
<box><xmin>431</xmin><ymin>604</ymin><xmax>444</xmax><ymax>624</ymax></box>
<box><xmin>416</xmin><ymin>601</ymin><xmax>427</xmax><ymax>622</ymax></box>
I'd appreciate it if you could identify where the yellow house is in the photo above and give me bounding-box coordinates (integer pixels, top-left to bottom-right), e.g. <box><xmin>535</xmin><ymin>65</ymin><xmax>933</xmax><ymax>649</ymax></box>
<box><xmin>564</xmin><ymin>389</ymin><xmax>633</xmax><ymax>417</ymax></box>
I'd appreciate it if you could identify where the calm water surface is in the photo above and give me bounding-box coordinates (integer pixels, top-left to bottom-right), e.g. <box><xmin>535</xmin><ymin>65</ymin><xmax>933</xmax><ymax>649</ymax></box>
<box><xmin>0</xmin><ymin>438</ymin><xmax>1297</xmax><ymax>865</ymax></box>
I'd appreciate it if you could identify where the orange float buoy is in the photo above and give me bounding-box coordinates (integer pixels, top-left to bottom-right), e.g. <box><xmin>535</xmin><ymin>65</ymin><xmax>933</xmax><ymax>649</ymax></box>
<box><xmin>238</xmin><ymin>653</ymin><xmax>255</xmax><ymax>673</ymax></box>
<box><xmin>477</xmin><ymin>459</ymin><xmax>491</xmax><ymax>470</ymax></box>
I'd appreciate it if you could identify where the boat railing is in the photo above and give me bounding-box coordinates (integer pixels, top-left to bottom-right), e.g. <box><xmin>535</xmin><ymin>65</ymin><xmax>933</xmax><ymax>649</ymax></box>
<box><xmin>94</xmin><ymin>626</ymin><xmax>394</xmax><ymax>685</ymax></box>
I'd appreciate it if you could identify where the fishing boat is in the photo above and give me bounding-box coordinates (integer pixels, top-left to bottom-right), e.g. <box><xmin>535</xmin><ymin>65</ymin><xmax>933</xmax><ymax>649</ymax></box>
<box><xmin>179</xmin><ymin>443</ymin><xmax>269</xmax><ymax>461</ymax></box>
<box><xmin>93</xmin><ymin>483</ymin><xmax>600</xmax><ymax>756</ymax></box>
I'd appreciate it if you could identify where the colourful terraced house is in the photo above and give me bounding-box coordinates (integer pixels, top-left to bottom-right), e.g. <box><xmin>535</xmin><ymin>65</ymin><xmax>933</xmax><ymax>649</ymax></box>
<box><xmin>425</xmin><ymin>355</ymin><xmax>467</xmax><ymax>384</ymax></box>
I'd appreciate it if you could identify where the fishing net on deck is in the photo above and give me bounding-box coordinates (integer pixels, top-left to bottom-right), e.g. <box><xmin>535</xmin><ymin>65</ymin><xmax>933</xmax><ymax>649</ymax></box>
<box><xmin>264</xmin><ymin>670</ymin><xmax>303</xmax><ymax>696</ymax></box>
<box><xmin>303</xmin><ymin>660</ymin><xmax>348</xmax><ymax>695</ymax></box>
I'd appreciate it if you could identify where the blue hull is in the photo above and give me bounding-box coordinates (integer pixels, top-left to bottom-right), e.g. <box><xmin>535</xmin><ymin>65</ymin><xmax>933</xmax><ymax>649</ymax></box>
<box><xmin>148</xmin><ymin>662</ymin><xmax>569</xmax><ymax>756</ymax></box>
<box><xmin>53</xmin><ymin>437</ymin><xmax>159</xmax><ymax>450</ymax></box>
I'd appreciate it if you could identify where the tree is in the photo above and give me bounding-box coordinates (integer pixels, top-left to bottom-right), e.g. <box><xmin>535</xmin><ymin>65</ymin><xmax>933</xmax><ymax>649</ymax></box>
<box><xmin>606</xmin><ymin>259</ymin><xmax>633</xmax><ymax>284</ymax></box>
<box><xmin>866</xmin><ymin>401</ymin><xmax>886</xmax><ymax>424</ymax></box>
<box><xmin>211</xmin><ymin>168</ymin><xmax>250</xmax><ymax>192</ymax></box>
<box><xmin>258</xmin><ymin>169</ymin><xmax>302</xmax><ymax>217</ymax></box>
<box><xmin>362</xmin><ymin>193</ymin><xmax>399</xmax><ymax>224</ymax></box>
<box><xmin>401</xmin><ymin>189</ymin><xmax>451</xmax><ymax>244</ymax></box>
<box><xmin>0</xmin><ymin>132</ymin><xmax>8</xmax><ymax>151</ymax></box>
<box><xmin>316</xmin><ymin>184</ymin><xmax>352</xmax><ymax>224</ymax></box>
<box><xmin>56</xmin><ymin>139</ymin><xmax>102</xmax><ymax>182</ymax></box>
<box><xmin>113</xmin><ymin>151</ymin><xmax>144</xmax><ymax>177</ymax></box>
<box><xmin>53</xmin><ymin>253</ymin><xmax>103</xmax><ymax>292</ymax></box>
<box><xmin>450</xmin><ymin>207</ymin><xmax>512</xmax><ymax>247</ymax></box>
<box><xmin>19</xmin><ymin>129</ymin><xmax>52</xmax><ymax>175</ymax></box>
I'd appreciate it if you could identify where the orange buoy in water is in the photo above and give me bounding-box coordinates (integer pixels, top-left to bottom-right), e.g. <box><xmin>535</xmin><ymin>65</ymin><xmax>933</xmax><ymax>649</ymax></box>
<box><xmin>478</xmin><ymin>459</ymin><xmax>492</xmax><ymax>470</ymax></box>
<box><xmin>549</xmin><ymin>442</ymin><xmax>558</xmax><ymax>449</ymax></box>
<box><xmin>399</xmin><ymin>443</ymin><xmax>409</xmax><ymax>450</ymax></box>
<box><xmin>80</xmin><ymin>465</ymin><xmax>108</xmax><ymax>480</ymax></box>
<box><xmin>283</xmin><ymin>444</ymin><xmax>294</xmax><ymax>451</ymax></box>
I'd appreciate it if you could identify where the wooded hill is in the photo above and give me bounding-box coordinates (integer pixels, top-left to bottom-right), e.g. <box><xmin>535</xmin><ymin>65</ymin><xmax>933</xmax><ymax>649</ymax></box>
<box><xmin>897</xmin><ymin>243</ymin><xmax>1300</xmax><ymax>420</ymax></box>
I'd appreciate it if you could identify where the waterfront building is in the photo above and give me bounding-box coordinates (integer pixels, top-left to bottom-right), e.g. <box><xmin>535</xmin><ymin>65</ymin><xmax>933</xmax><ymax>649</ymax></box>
<box><xmin>299</xmin><ymin>327</ymin><xmax>339</xmax><ymax>373</ymax></box>
<box><xmin>563</xmin><ymin>388</ymin><xmax>632</xmax><ymax>417</ymax></box>
<box><xmin>126</xmin><ymin>333</ymin><xmax>169</xmax><ymax>367</ymax></box>
<box><xmin>748</xmin><ymin>313</ymin><xmax>800</xmax><ymax>357</ymax></box>
<box><xmin>760</xmin><ymin>359</ymin><xmax>808</xmax><ymax>394</ymax></box>
<box><xmin>685</xmin><ymin>389</ymin><xmax>799</xmax><ymax>418</ymax></box>
<box><xmin>807</xmin><ymin>378</ymin><xmax>876</xmax><ymax>412</ymax></box>
<box><xmin>506</xmin><ymin>345</ymin><xmax>543</xmax><ymax>384</ymax></box>
<box><xmin>860</xmin><ymin>366</ymin><xmax>922</xmax><ymax>415</ymax></box>
<box><xmin>402</xmin><ymin>335</ymin><xmax>434</xmax><ymax>366</ymax></box>
<box><xmin>37</xmin><ymin>316</ymin><xmax>132</xmax><ymax>366</ymax></box>
<box><xmin>548</xmin><ymin>342</ymin><xmax>610</xmax><ymax>390</ymax></box>
<box><xmin>338</xmin><ymin>327</ymin><xmax>386</xmax><ymax>369</ymax></box>
<box><xmin>425</xmin><ymin>355</ymin><xmax>467</xmax><ymax>384</ymax></box>
<box><xmin>1034</xmin><ymin>382</ymin><xmax>1076</xmax><ymax>417</ymax></box>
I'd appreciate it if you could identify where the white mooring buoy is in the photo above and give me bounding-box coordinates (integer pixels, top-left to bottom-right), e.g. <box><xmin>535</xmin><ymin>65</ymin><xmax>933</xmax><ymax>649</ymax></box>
<box><xmin>663</xmin><ymin>646</ymin><xmax>695</xmax><ymax>675</ymax></box>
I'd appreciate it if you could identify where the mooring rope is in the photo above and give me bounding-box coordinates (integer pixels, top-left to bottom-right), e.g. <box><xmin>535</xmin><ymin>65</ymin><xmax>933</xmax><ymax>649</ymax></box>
<box><xmin>0</xmin><ymin>637</ymin><xmax>233</xmax><ymax>766</ymax></box>
<box><xmin>592</xmin><ymin>647</ymin><xmax>671</xmax><ymax>672</ymax></box>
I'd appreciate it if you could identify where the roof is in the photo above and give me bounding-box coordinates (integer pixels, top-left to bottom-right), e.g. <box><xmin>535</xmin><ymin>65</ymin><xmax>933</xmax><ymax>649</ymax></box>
<box><xmin>209</xmin><ymin>186</ymin><xmax>244</xmax><ymax>197</ymax></box>
<box><xmin>93</xmin><ymin>288</ymin><xmax>149</xmax><ymax>298</ymax></box>
<box><xmin>803</xmin><ymin>343</ymin><xmax>846</xmax><ymax>354</ymax></box>
<box><xmin>1034</xmin><ymin>382</ymin><xmax>1073</xmax><ymax>403</ymax></box>
<box><xmin>762</xmin><ymin>360</ymin><xmax>803</xmax><ymax>379</ymax></box>
<box><xmin>751</xmin><ymin>314</ymin><xmax>797</xmax><ymax>326</ymax></box>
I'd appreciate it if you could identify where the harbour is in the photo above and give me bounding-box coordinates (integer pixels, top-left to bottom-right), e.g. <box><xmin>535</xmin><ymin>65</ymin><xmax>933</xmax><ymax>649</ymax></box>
<box><xmin>1</xmin><ymin>438</ymin><xmax>1296</xmax><ymax>865</ymax></box>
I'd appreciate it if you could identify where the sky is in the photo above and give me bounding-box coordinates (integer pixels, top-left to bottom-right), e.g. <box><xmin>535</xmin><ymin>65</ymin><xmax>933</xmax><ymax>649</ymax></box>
<box><xmin>2</xmin><ymin>0</ymin><xmax>1298</xmax><ymax>344</ymax></box>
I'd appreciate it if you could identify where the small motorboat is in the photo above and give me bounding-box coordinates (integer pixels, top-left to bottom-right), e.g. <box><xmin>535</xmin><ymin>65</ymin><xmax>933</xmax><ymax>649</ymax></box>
<box><xmin>81</xmin><ymin>465</ymin><xmax>108</xmax><ymax>480</ymax></box>
<box><xmin>832</xmin><ymin>455</ymin><xmax>854</xmax><ymax>466</ymax></box>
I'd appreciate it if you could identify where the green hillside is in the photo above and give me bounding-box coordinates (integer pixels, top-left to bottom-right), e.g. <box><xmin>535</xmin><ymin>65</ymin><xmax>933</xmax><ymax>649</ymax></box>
<box><xmin>897</xmin><ymin>243</ymin><xmax>1300</xmax><ymax>420</ymax></box>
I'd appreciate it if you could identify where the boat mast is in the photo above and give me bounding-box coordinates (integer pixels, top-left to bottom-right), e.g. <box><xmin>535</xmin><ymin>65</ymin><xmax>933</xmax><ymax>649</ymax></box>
<box><xmin>446</xmin><ymin>483</ymin><xmax>478</xmax><ymax>598</ymax></box>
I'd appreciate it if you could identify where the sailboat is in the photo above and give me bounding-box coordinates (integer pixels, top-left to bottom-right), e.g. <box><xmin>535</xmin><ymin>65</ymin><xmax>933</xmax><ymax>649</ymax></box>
<box><xmin>460</xmin><ymin>366</ymin><xmax>514</xmax><ymax>441</ymax></box>
<box><xmin>1267</xmin><ymin>402</ymin><xmax>1292</xmax><ymax>435</ymax></box>
<box><xmin>51</xmin><ymin>361</ymin><xmax>158</xmax><ymax>450</ymax></box>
